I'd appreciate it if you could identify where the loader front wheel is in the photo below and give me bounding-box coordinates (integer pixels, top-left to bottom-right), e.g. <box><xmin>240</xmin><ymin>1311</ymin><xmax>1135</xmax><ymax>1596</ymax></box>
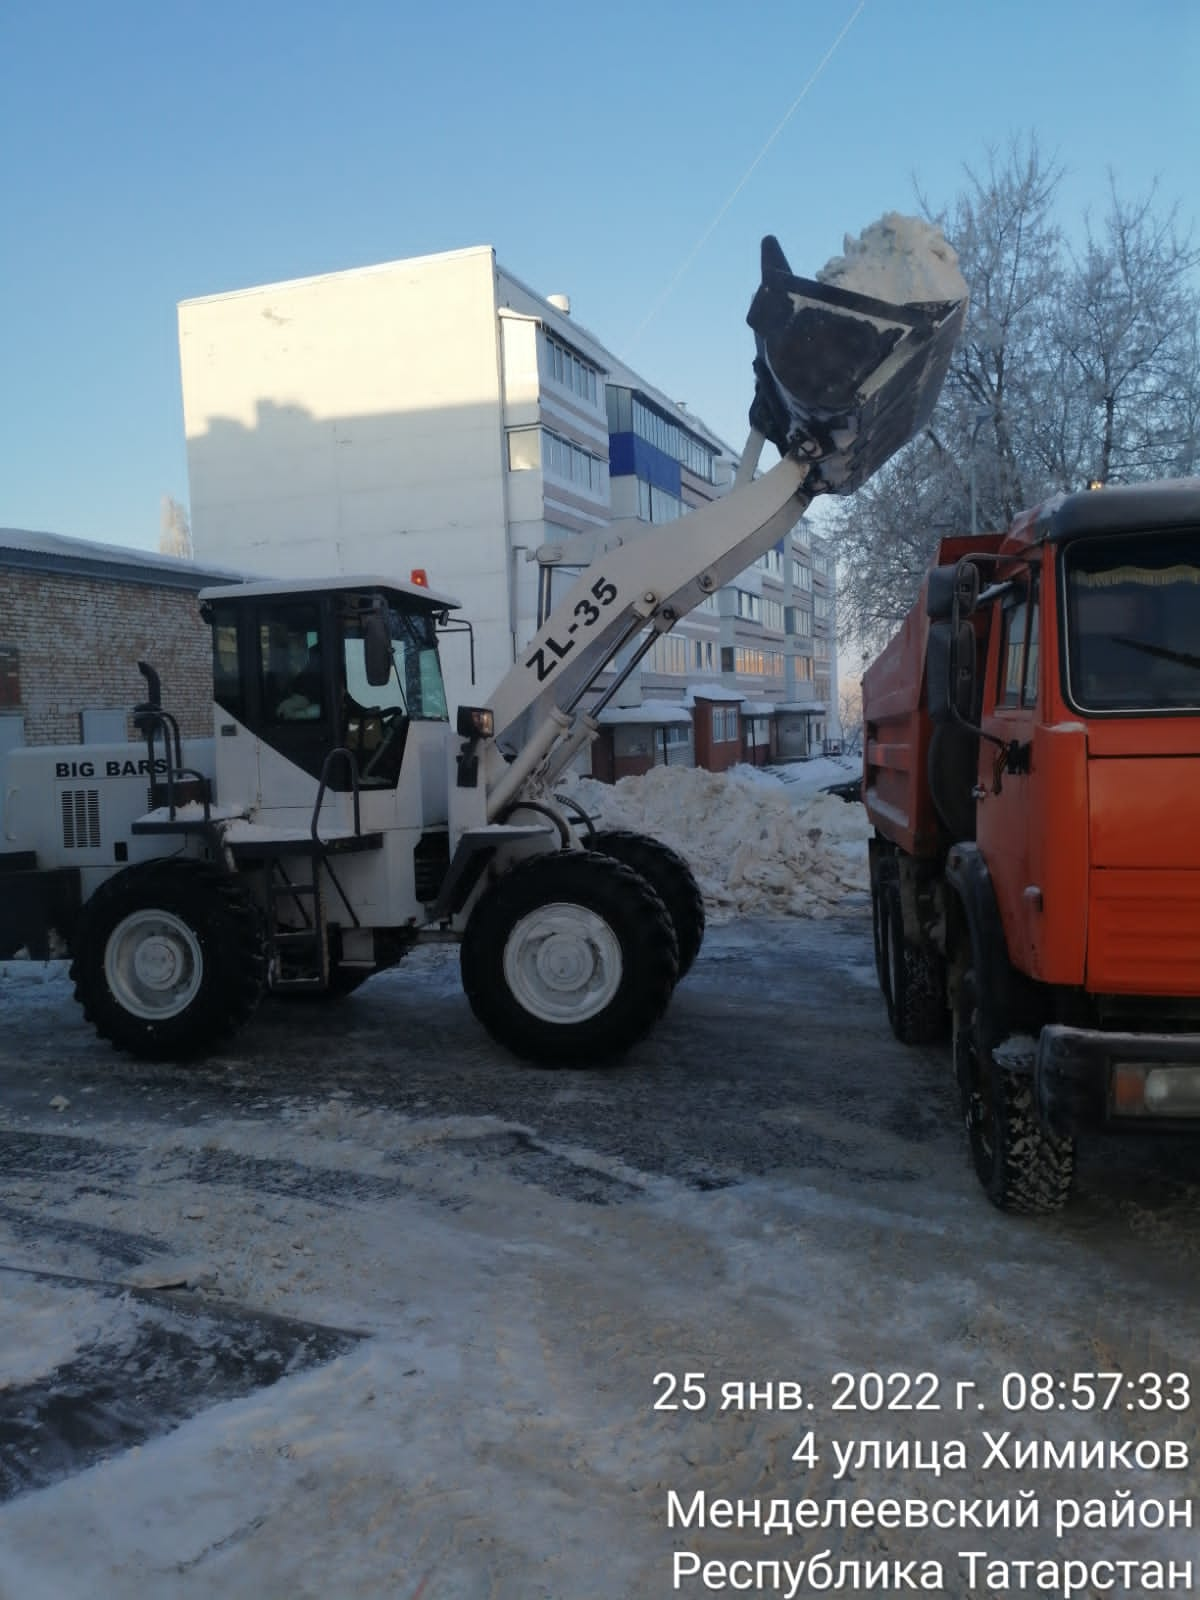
<box><xmin>589</xmin><ymin>829</ymin><xmax>705</xmax><ymax>978</ymax></box>
<box><xmin>71</xmin><ymin>859</ymin><xmax>266</xmax><ymax>1060</ymax></box>
<box><xmin>954</xmin><ymin>972</ymin><xmax>1074</xmax><ymax>1214</ymax></box>
<box><xmin>460</xmin><ymin>851</ymin><xmax>678</xmax><ymax>1065</ymax></box>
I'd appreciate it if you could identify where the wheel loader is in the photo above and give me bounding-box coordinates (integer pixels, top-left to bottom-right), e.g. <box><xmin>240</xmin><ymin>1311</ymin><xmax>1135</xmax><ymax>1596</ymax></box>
<box><xmin>0</xmin><ymin>229</ymin><xmax>966</xmax><ymax>1065</ymax></box>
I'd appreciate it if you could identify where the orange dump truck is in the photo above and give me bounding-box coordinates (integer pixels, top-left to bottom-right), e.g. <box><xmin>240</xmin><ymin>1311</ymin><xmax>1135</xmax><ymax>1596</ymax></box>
<box><xmin>861</xmin><ymin>480</ymin><xmax>1200</xmax><ymax>1212</ymax></box>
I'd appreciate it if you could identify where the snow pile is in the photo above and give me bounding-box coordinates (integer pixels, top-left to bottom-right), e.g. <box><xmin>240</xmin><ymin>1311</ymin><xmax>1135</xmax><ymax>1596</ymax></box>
<box><xmin>560</xmin><ymin>764</ymin><xmax>869</xmax><ymax>921</ymax></box>
<box><xmin>817</xmin><ymin>212</ymin><xmax>966</xmax><ymax>305</ymax></box>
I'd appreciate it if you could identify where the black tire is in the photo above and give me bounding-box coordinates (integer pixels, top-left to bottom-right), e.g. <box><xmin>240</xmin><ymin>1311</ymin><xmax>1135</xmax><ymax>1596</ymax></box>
<box><xmin>70</xmin><ymin>859</ymin><xmax>266</xmax><ymax>1060</ymax></box>
<box><xmin>874</xmin><ymin>875</ymin><xmax>946</xmax><ymax>1045</ymax></box>
<box><xmin>589</xmin><ymin>829</ymin><xmax>705</xmax><ymax>978</ymax></box>
<box><xmin>887</xmin><ymin>885</ymin><xmax>947</xmax><ymax>1045</ymax></box>
<box><xmin>954</xmin><ymin>971</ymin><xmax>1075</xmax><ymax>1214</ymax></box>
<box><xmin>460</xmin><ymin>850</ymin><xmax>679</xmax><ymax>1065</ymax></box>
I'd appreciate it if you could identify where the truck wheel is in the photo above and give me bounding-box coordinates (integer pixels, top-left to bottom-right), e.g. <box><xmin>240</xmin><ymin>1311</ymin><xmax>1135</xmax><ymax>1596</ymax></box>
<box><xmin>70</xmin><ymin>859</ymin><xmax>266</xmax><ymax>1060</ymax></box>
<box><xmin>887</xmin><ymin>885</ymin><xmax>947</xmax><ymax>1045</ymax></box>
<box><xmin>954</xmin><ymin>972</ymin><xmax>1074</xmax><ymax>1214</ymax></box>
<box><xmin>460</xmin><ymin>851</ymin><xmax>679</xmax><ymax>1065</ymax></box>
<box><xmin>876</xmin><ymin>881</ymin><xmax>946</xmax><ymax>1045</ymax></box>
<box><xmin>589</xmin><ymin>829</ymin><xmax>705</xmax><ymax>978</ymax></box>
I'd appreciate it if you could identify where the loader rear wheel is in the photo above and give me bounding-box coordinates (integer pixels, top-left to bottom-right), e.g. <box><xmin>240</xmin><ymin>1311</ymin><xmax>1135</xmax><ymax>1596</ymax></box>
<box><xmin>589</xmin><ymin>829</ymin><xmax>705</xmax><ymax>978</ymax></box>
<box><xmin>460</xmin><ymin>851</ymin><xmax>678</xmax><ymax>1065</ymax></box>
<box><xmin>954</xmin><ymin>971</ymin><xmax>1074</xmax><ymax>1214</ymax></box>
<box><xmin>70</xmin><ymin>859</ymin><xmax>266</xmax><ymax>1061</ymax></box>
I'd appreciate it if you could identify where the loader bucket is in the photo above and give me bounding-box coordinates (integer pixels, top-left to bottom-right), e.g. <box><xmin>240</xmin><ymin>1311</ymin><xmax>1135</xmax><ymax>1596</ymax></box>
<box><xmin>746</xmin><ymin>235</ymin><xmax>966</xmax><ymax>495</ymax></box>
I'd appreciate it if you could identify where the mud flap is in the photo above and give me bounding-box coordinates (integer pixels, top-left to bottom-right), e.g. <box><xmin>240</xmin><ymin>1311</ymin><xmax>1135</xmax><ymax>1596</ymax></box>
<box><xmin>746</xmin><ymin>235</ymin><xmax>967</xmax><ymax>494</ymax></box>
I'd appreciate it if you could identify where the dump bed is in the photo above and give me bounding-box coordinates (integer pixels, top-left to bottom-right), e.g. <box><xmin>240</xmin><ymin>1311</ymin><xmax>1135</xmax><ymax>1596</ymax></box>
<box><xmin>861</xmin><ymin>533</ymin><xmax>1002</xmax><ymax>858</ymax></box>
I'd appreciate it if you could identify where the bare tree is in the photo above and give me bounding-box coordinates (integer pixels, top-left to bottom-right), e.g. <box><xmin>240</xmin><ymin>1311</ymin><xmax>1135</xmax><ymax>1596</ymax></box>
<box><xmin>1056</xmin><ymin>181</ymin><xmax>1200</xmax><ymax>485</ymax></box>
<box><xmin>159</xmin><ymin>495</ymin><xmax>193</xmax><ymax>559</ymax></box>
<box><xmin>827</xmin><ymin>139</ymin><xmax>1200</xmax><ymax>655</ymax></box>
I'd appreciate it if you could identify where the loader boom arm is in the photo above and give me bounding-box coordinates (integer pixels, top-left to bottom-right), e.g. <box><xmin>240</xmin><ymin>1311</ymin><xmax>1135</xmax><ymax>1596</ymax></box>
<box><xmin>480</xmin><ymin>230</ymin><xmax>967</xmax><ymax>814</ymax></box>
<box><xmin>487</xmin><ymin>436</ymin><xmax>809</xmax><ymax>748</ymax></box>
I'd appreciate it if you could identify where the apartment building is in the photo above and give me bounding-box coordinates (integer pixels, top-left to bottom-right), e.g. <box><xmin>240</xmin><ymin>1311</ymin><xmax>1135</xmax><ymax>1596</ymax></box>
<box><xmin>178</xmin><ymin>246</ymin><xmax>838</xmax><ymax>774</ymax></box>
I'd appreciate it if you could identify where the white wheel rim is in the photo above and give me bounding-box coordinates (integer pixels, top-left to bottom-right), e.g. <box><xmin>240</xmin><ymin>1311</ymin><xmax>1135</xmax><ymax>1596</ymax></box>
<box><xmin>104</xmin><ymin>909</ymin><xmax>204</xmax><ymax>1021</ymax></box>
<box><xmin>502</xmin><ymin>901</ymin><xmax>623</xmax><ymax>1024</ymax></box>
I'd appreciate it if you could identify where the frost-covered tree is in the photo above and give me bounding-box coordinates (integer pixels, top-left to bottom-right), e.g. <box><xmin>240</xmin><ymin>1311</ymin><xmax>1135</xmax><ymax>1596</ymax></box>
<box><xmin>159</xmin><ymin>494</ymin><xmax>192</xmax><ymax>559</ymax></box>
<box><xmin>830</xmin><ymin>140</ymin><xmax>1199</xmax><ymax>652</ymax></box>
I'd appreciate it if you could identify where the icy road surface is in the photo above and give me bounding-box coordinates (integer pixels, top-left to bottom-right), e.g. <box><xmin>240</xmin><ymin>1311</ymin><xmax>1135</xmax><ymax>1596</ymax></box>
<box><xmin>1</xmin><ymin>913</ymin><xmax>1198</xmax><ymax>1598</ymax></box>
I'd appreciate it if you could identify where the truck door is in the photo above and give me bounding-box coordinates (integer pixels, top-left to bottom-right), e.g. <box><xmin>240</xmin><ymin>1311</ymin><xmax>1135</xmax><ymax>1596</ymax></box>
<box><xmin>977</xmin><ymin>575</ymin><xmax>1041</xmax><ymax>971</ymax></box>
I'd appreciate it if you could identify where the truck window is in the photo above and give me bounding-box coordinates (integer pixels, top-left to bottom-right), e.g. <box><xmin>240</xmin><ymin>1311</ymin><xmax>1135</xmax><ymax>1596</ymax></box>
<box><xmin>1000</xmin><ymin>600</ymin><xmax>1027</xmax><ymax>707</ymax></box>
<box><xmin>1022</xmin><ymin>593</ymin><xmax>1040</xmax><ymax>708</ymax></box>
<box><xmin>1064</xmin><ymin>531</ymin><xmax>1200</xmax><ymax>713</ymax></box>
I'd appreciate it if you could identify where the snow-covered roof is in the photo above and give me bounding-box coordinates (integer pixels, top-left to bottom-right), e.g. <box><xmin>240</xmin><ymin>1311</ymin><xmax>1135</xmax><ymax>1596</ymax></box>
<box><xmin>596</xmin><ymin>699</ymin><xmax>693</xmax><ymax>727</ymax></box>
<box><xmin>740</xmin><ymin>700</ymin><xmax>779</xmax><ymax>717</ymax></box>
<box><xmin>683</xmin><ymin>682</ymin><xmax>744</xmax><ymax>706</ymax></box>
<box><xmin>777</xmin><ymin>700</ymin><xmax>827</xmax><ymax>715</ymax></box>
<box><xmin>0</xmin><ymin>527</ymin><xmax>245</xmax><ymax>588</ymax></box>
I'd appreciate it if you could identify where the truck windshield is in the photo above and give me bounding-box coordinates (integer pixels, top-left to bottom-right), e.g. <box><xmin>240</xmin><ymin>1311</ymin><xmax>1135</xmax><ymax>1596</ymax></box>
<box><xmin>344</xmin><ymin>605</ymin><xmax>449</xmax><ymax>721</ymax></box>
<box><xmin>1063</xmin><ymin>531</ymin><xmax>1200</xmax><ymax>713</ymax></box>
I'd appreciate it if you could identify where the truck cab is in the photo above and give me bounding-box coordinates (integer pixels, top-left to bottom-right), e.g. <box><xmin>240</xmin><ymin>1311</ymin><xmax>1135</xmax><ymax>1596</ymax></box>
<box><xmin>863</xmin><ymin>479</ymin><xmax>1200</xmax><ymax>1211</ymax></box>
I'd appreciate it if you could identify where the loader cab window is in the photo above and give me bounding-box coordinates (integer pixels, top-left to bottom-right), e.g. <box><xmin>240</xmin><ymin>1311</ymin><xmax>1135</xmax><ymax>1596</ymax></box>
<box><xmin>260</xmin><ymin>604</ymin><xmax>327</xmax><ymax>724</ymax></box>
<box><xmin>340</xmin><ymin>597</ymin><xmax>449</xmax><ymax>787</ymax></box>
<box><xmin>210</xmin><ymin>606</ymin><xmax>245</xmax><ymax>723</ymax></box>
<box><xmin>1064</xmin><ymin>531</ymin><xmax>1200</xmax><ymax>713</ymax></box>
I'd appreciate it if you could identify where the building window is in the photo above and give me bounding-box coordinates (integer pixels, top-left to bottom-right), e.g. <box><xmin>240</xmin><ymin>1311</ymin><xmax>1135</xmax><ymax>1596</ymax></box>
<box><xmin>630</xmin><ymin>395</ymin><xmax>716</xmax><ymax>482</ymax></box>
<box><xmin>814</xmin><ymin>594</ymin><xmax>834</xmax><ymax>620</ymax></box>
<box><xmin>792</xmin><ymin>560</ymin><xmax>813</xmax><ymax>591</ymax></box>
<box><xmin>507</xmin><ymin>428</ymin><xmax>541</xmax><ymax>471</ymax></box>
<box><xmin>0</xmin><ymin>647</ymin><xmax>19</xmax><ymax>709</ymax></box>
<box><xmin>650</xmin><ymin>634</ymin><xmax>689</xmax><ymax>675</ymax></box>
<box><xmin>663</xmin><ymin>724</ymin><xmax>690</xmax><ymax>748</ymax></box>
<box><xmin>542</xmin><ymin>428</ymin><xmax>608</xmax><ymax>496</ymax></box>
<box><xmin>734</xmin><ymin>589</ymin><xmax>761</xmax><ymax>622</ymax></box>
<box><xmin>734</xmin><ymin>647</ymin><xmax>785</xmax><ymax>677</ymax></box>
<box><xmin>543</xmin><ymin>332</ymin><xmax>600</xmax><ymax>406</ymax></box>
<box><xmin>787</xmin><ymin>605</ymin><xmax>813</xmax><ymax>637</ymax></box>
<box><xmin>637</xmin><ymin>480</ymin><xmax>684</xmax><ymax>523</ymax></box>
<box><xmin>762</xmin><ymin>597</ymin><xmax>785</xmax><ymax>632</ymax></box>
<box><xmin>756</xmin><ymin>546</ymin><xmax>784</xmax><ymax>578</ymax></box>
<box><xmin>795</xmin><ymin>656</ymin><xmax>814</xmax><ymax>681</ymax></box>
<box><xmin>712</xmin><ymin>705</ymin><xmax>739</xmax><ymax>742</ymax></box>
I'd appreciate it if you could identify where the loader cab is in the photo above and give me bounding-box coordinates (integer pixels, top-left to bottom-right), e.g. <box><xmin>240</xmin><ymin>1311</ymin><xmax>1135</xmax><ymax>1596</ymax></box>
<box><xmin>199</xmin><ymin>576</ymin><xmax>459</xmax><ymax>792</ymax></box>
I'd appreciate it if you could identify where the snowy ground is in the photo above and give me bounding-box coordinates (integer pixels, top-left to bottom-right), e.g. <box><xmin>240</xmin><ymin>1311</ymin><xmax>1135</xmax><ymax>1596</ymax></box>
<box><xmin>2</xmin><ymin>902</ymin><xmax>1199</xmax><ymax>1598</ymax></box>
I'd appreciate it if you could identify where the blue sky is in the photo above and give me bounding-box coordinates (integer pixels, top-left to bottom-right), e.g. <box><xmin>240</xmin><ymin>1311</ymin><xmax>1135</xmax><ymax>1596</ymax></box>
<box><xmin>2</xmin><ymin>0</ymin><xmax>1197</xmax><ymax>554</ymax></box>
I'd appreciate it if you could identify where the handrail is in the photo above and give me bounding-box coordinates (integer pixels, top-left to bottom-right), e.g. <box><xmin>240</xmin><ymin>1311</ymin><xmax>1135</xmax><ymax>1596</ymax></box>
<box><xmin>311</xmin><ymin>746</ymin><xmax>363</xmax><ymax>843</ymax></box>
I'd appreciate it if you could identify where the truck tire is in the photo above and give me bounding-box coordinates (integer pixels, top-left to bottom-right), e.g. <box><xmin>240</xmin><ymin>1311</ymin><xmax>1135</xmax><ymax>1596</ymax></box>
<box><xmin>588</xmin><ymin>829</ymin><xmax>705</xmax><ymax>978</ymax></box>
<box><xmin>70</xmin><ymin>859</ymin><xmax>267</xmax><ymax>1061</ymax></box>
<box><xmin>877</xmin><ymin>880</ymin><xmax>946</xmax><ymax>1045</ymax></box>
<box><xmin>954</xmin><ymin>971</ymin><xmax>1074</xmax><ymax>1214</ymax></box>
<box><xmin>460</xmin><ymin>850</ymin><xmax>679</xmax><ymax>1065</ymax></box>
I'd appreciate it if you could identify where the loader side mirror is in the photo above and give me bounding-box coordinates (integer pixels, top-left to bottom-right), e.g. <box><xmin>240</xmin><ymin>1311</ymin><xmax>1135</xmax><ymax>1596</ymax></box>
<box><xmin>364</xmin><ymin>603</ymin><xmax>393</xmax><ymax>687</ymax></box>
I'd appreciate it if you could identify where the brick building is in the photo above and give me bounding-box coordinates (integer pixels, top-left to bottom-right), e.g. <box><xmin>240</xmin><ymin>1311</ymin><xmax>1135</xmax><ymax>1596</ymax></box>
<box><xmin>0</xmin><ymin>529</ymin><xmax>241</xmax><ymax>755</ymax></box>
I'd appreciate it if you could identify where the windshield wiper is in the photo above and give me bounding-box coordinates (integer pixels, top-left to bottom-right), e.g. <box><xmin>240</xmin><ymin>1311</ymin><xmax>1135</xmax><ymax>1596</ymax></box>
<box><xmin>1112</xmin><ymin>636</ymin><xmax>1200</xmax><ymax>671</ymax></box>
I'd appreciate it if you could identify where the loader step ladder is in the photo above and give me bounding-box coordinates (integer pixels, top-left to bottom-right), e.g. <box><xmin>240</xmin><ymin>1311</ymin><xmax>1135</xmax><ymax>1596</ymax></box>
<box><xmin>243</xmin><ymin>747</ymin><xmax>382</xmax><ymax>994</ymax></box>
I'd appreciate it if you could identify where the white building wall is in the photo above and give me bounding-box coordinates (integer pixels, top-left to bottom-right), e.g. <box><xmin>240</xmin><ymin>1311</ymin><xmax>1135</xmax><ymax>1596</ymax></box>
<box><xmin>178</xmin><ymin>246</ymin><xmax>514</xmax><ymax>710</ymax></box>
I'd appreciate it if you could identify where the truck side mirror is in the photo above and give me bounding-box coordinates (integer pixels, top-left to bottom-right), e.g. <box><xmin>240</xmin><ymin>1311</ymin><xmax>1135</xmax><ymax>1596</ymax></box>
<box><xmin>954</xmin><ymin>561</ymin><xmax>981</xmax><ymax>618</ymax></box>
<box><xmin>364</xmin><ymin>603</ymin><xmax>393</xmax><ymax>686</ymax></box>
<box><xmin>926</xmin><ymin>566</ymin><xmax>959</xmax><ymax>621</ymax></box>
